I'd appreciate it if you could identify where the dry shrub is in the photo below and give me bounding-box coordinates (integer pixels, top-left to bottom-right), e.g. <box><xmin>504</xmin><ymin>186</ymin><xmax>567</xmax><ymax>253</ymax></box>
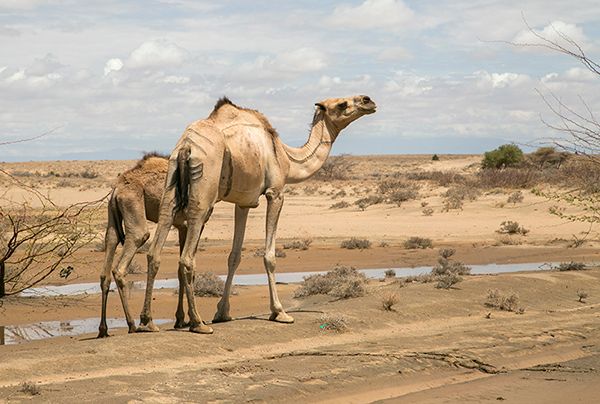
<box><xmin>407</xmin><ymin>171</ymin><xmax>466</xmax><ymax>187</ymax></box>
<box><xmin>315</xmin><ymin>154</ymin><xmax>356</xmax><ymax>181</ymax></box>
<box><xmin>330</xmin><ymin>200</ymin><xmax>350</xmax><ymax>209</ymax></box>
<box><xmin>497</xmin><ymin>221</ymin><xmax>529</xmax><ymax>235</ymax></box>
<box><xmin>381</xmin><ymin>293</ymin><xmax>399</xmax><ymax>311</ymax></box>
<box><xmin>556</xmin><ymin>261</ymin><xmax>587</xmax><ymax>271</ymax></box>
<box><xmin>341</xmin><ymin>237</ymin><xmax>371</xmax><ymax>250</ymax></box>
<box><xmin>402</xmin><ymin>274</ymin><xmax>435</xmax><ymax>284</ymax></box>
<box><xmin>577</xmin><ymin>289</ymin><xmax>589</xmax><ymax>303</ymax></box>
<box><xmin>377</xmin><ymin>178</ymin><xmax>419</xmax><ymax>203</ymax></box>
<box><xmin>403</xmin><ymin>236</ymin><xmax>433</xmax><ymax>249</ymax></box>
<box><xmin>384</xmin><ymin>269</ymin><xmax>396</xmax><ymax>279</ymax></box>
<box><xmin>431</xmin><ymin>248</ymin><xmax>471</xmax><ymax>289</ymax></box>
<box><xmin>422</xmin><ymin>207</ymin><xmax>434</xmax><ymax>216</ymax></box>
<box><xmin>485</xmin><ymin>289</ymin><xmax>520</xmax><ymax>312</ymax></box>
<box><xmin>476</xmin><ymin>167</ymin><xmax>540</xmax><ymax>189</ymax></box>
<box><xmin>19</xmin><ymin>381</ymin><xmax>40</xmax><ymax>396</ymax></box>
<box><xmin>253</xmin><ymin>247</ymin><xmax>287</xmax><ymax>258</ymax></box>
<box><xmin>379</xmin><ymin>241</ymin><xmax>390</xmax><ymax>248</ymax></box>
<box><xmin>495</xmin><ymin>235</ymin><xmax>523</xmax><ymax>245</ymax></box>
<box><xmin>294</xmin><ymin>265</ymin><xmax>367</xmax><ymax>299</ymax></box>
<box><xmin>557</xmin><ymin>158</ymin><xmax>600</xmax><ymax>193</ymax></box>
<box><xmin>354</xmin><ymin>195</ymin><xmax>385</xmax><ymax>211</ymax></box>
<box><xmin>332</xmin><ymin>189</ymin><xmax>347</xmax><ymax>199</ymax></box>
<box><xmin>303</xmin><ymin>185</ymin><xmax>319</xmax><ymax>195</ymax></box>
<box><xmin>283</xmin><ymin>238</ymin><xmax>312</xmax><ymax>250</ymax></box>
<box><xmin>193</xmin><ymin>272</ymin><xmax>225</xmax><ymax>297</ymax></box>
<box><xmin>442</xmin><ymin>185</ymin><xmax>480</xmax><ymax>212</ymax></box>
<box><xmin>318</xmin><ymin>313</ymin><xmax>348</xmax><ymax>332</ymax></box>
<box><xmin>507</xmin><ymin>191</ymin><xmax>524</xmax><ymax>204</ymax></box>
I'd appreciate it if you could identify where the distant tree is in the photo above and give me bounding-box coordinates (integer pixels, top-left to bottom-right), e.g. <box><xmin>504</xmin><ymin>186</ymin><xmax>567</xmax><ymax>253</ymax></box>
<box><xmin>529</xmin><ymin>147</ymin><xmax>570</xmax><ymax>169</ymax></box>
<box><xmin>482</xmin><ymin>144</ymin><xmax>524</xmax><ymax>169</ymax></box>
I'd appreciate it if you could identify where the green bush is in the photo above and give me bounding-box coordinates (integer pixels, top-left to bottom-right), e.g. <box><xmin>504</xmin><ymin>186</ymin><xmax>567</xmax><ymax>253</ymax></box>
<box><xmin>482</xmin><ymin>144</ymin><xmax>524</xmax><ymax>169</ymax></box>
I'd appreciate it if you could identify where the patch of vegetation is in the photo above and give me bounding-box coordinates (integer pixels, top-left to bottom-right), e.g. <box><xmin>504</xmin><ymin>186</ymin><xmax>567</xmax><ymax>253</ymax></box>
<box><xmin>283</xmin><ymin>238</ymin><xmax>312</xmax><ymax>250</ymax></box>
<box><xmin>253</xmin><ymin>248</ymin><xmax>287</xmax><ymax>258</ymax></box>
<box><xmin>379</xmin><ymin>241</ymin><xmax>390</xmax><ymax>248</ymax></box>
<box><xmin>431</xmin><ymin>248</ymin><xmax>471</xmax><ymax>289</ymax></box>
<box><xmin>354</xmin><ymin>195</ymin><xmax>385</xmax><ymax>211</ymax></box>
<box><xmin>384</xmin><ymin>269</ymin><xmax>396</xmax><ymax>279</ymax></box>
<box><xmin>482</xmin><ymin>144</ymin><xmax>524</xmax><ymax>169</ymax></box>
<box><xmin>507</xmin><ymin>191</ymin><xmax>524</xmax><ymax>204</ymax></box>
<box><xmin>318</xmin><ymin>313</ymin><xmax>348</xmax><ymax>332</ymax></box>
<box><xmin>377</xmin><ymin>178</ymin><xmax>419</xmax><ymax>204</ymax></box>
<box><xmin>19</xmin><ymin>381</ymin><xmax>40</xmax><ymax>396</ymax></box>
<box><xmin>294</xmin><ymin>265</ymin><xmax>367</xmax><ymax>299</ymax></box>
<box><xmin>407</xmin><ymin>171</ymin><xmax>466</xmax><ymax>187</ymax></box>
<box><xmin>315</xmin><ymin>154</ymin><xmax>356</xmax><ymax>181</ymax></box>
<box><xmin>381</xmin><ymin>293</ymin><xmax>399</xmax><ymax>311</ymax></box>
<box><xmin>194</xmin><ymin>271</ymin><xmax>225</xmax><ymax>297</ymax></box>
<box><xmin>485</xmin><ymin>289</ymin><xmax>521</xmax><ymax>312</ymax></box>
<box><xmin>403</xmin><ymin>236</ymin><xmax>433</xmax><ymax>250</ymax></box>
<box><xmin>476</xmin><ymin>167</ymin><xmax>540</xmax><ymax>189</ymax></box>
<box><xmin>422</xmin><ymin>207</ymin><xmax>434</xmax><ymax>216</ymax></box>
<box><xmin>340</xmin><ymin>237</ymin><xmax>372</xmax><ymax>250</ymax></box>
<box><xmin>432</xmin><ymin>154</ymin><xmax>440</xmax><ymax>161</ymax></box>
<box><xmin>556</xmin><ymin>261</ymin><xmax>587</xmax><ymax>271</ymax></box>
<box><xmin>329</xmin><ymin>200</ymin><xmax>350</xmax><ymax>209</ymax></box>
<box><xmin>577</xmin><ymin>289</ymin><xmax>589</xmax><ymax>303</ymax></box>
<box><xmin>442</xmin><ymin>185</ymin><xmax>480</xmax><ymax>212</ymax></box>
<box><xmin>497</xmin><ymin>221</ymin><xmax>529</xmax><ymax>235</ymax></box>
<box><xmin>529</xmin><ymin>147</ymin><xmax>569</xmax><ymax>169</ymax></box>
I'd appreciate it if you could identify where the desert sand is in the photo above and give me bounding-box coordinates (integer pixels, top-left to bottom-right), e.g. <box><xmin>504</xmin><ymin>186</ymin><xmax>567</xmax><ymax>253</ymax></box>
<box><xmin>1</xmin><ymin>154</ymin><xmax>600</xmax><ymax>402</ymax></box>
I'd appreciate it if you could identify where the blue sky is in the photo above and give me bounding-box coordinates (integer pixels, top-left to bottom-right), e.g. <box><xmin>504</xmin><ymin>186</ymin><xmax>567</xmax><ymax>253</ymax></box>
<box><xmin>1</xmin><ymin>0</ymin><xmax>599</xmax><ymax>161</ymax></box>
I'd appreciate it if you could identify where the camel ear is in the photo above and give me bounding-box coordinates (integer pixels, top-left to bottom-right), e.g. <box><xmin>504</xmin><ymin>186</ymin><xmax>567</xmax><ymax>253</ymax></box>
<box><xmin>315</xmin><ymin>103</ymin><xmax>326</xmax><ymax>111</ymax></box>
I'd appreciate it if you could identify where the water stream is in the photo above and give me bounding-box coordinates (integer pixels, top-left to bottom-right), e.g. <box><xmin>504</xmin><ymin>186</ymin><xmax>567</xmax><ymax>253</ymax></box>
<box><xmin>2</xmin><ymin>261</ymin><xmax>580</xmax><ymax>345</ymax></box>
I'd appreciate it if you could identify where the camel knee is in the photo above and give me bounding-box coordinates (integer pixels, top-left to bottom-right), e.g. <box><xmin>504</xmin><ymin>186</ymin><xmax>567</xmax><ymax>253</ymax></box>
<box><xmin>147</xmin><ymin>252</ymin><xmax>160</xmax><ymax>275</ymax></box>
<box><xmin>263</xmin><ymin>252</ymin><xmax>276</xmax><ymax>272</ymax></box>
<box><xmin>100</xmin><ymin>275</ymin><xmax>111</xmax><ymax>292</ymax></box>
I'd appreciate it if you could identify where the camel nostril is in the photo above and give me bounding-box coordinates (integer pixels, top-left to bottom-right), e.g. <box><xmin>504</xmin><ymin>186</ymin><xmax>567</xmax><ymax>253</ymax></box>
<box><xmin>362</xmin><ymin>96</ymin><xmax>371</xmax><ymax>103</ymax></box>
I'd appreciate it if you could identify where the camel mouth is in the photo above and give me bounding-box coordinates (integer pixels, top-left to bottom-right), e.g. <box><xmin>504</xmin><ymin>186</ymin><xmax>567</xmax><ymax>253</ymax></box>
<box><xmin>360</xmin><ymin>105</ymin><xmax>377</xmax><ymax>114</ymax></box>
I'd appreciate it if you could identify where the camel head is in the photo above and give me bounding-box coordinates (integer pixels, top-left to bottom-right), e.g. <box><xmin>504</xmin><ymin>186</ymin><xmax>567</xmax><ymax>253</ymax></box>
<box><xmin>315</xmin><ymin>95</ymin><xmax>376</xmax><ymax>132</ymax></box>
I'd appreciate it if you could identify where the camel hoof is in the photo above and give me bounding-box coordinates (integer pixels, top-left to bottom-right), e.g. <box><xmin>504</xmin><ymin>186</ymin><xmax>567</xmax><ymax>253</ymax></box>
<box><xmin>128</xmin><ymin>325</ymin><xmax>137</xmax><ymax>334</ymax></box>
<box><xmin>212</xmin><ymin>313</ymin><xmax>232</xmax><ymax>323</ymax></box>
<box><xmin>174</xmin><ymin>320</ymin><xmax>190</xmax><ymax>329</ymax></box>
<box><xmin>97</xmin><ymin>330</ymin><xmax>110</xmax><ymax>339</ymax></box>
<box><xmin>136</xmin><ymin>322</ymin><xmax>160</xmax><ymax>333</ymax></box>
<box><xmin>190</xmin><ymin>323</ymin><xmax>214</xmax><ymax>334</ymax></box>
<box><xmin>269</xmin><ymin>312</ymin><xmax>295</xmax><ymax>323</ymax></box>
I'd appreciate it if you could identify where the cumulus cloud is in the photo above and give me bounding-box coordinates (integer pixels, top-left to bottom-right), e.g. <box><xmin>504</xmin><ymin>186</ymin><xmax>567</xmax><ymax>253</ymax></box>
<box><xmin>474</xmin><ymin>71</ymin><xmax>531</xmax><ymax>89</ymax></box>
<box><xmin>127</xmin><ymin>39</ymin><xmax>188</xmax><ymax>69</ymax></box>
<box><xmin>161</xmin><ymin>75</ymin><xmax>190</xmax><ymax>84</ymax></box>
<box><xmin>104</xmin><ymin>58</ymin><xmax>123</xmax><ymax>76</ymax></box>
<box><xmin>384</xmin><ymin>71</ymin><xmax>432</xmax><ymax>96</ymax></box>
<box><xmin>27</xmin><ymin>53</ymin><xmax>63</xmax><ymax>76</ymax></box>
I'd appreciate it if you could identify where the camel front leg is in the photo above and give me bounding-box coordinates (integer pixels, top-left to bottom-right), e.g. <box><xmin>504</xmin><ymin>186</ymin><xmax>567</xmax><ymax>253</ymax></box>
<box><xmin>263</xmin><ymin>191</ymin><xmax>294</xmax><ymax>323</ymax></box>
<box><xmin>213</xmin><ymin>205</ymin><xmax>249</xmax><ymax>323</ymax></box>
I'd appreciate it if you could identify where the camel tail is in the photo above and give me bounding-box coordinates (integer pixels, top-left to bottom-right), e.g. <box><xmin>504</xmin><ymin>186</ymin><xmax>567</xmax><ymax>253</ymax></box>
<box><xmin>173</xmin><ymin>145</ymin><xmax>191</xmax><ymax>212</ymax></box>
<box><xmin>109</xmin><ymin>190</ymin><xmax>125</xmax><ymax>245</ymax></box>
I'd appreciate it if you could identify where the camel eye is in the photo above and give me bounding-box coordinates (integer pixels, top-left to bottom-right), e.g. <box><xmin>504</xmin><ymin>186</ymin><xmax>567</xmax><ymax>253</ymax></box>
<box><xmin>362</xmin><ymin>96</ymin><xmax>371</xmax><ymax>103</ymax></box>
<box><xmin>337</xmin><ymin>101</ymin><xmax>348</xmax><ymax>110</ymax></box>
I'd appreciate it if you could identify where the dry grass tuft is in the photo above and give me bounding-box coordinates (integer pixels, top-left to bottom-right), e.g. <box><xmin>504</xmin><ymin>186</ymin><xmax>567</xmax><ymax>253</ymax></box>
<box><xmin>318</xmin><ymin>313</ymin><xmax>349</xmax><ymax>332</ymax></box>
<box><xmin>294</xmin><ymin>265</ymin><xmax>367</xmax><ymax>299</ymax></box>
<box><xmin>556</xmin><ymin>261</ymin><xmax>587</xmax><ymax>271</ymax></box>
<box><xmin>194</xmin><ymin>272</ymin><xmax>225</xmax><ymax>297</ymax></box>
<box><xmin>497</xmin><ymin>221</ymin><xmax>529</xmax><ymax>235</ymax></box>
<box><xmin>577</xmin><ymin>289</ymin><xmax>589</xmax><ymax>303</ymax></box>
<box><xmin>329</xmin><ymin>200</ymin><xmax>350</xmax><ymax>209</ymax></box>
<box><xmin>19</xmin><ymin>381</ymin><xmax>41</xmax><ymax>396</ymax></box>
<box><xmin>340</xmin><ymin>237</ymin><xmax>372</xmax><ymax>250</ymax></box>
<box><xmin>485</xmin><ymin>289</ymin><xmax>521</xmax><ymax>312</ymax></box>
<box><xmin>381</xmin><ymin>293</ymin><xmax>399</xmax><ymax>311</ymax></box>
<box><xmin>282</xmin><ymin>238</ymin><xmax>313</xmax><ymax>250</ymax></box>
<box><xmin>403</xmin><ymin>236</ymin><xmax>433</xmax><ymax>250</ymax></box>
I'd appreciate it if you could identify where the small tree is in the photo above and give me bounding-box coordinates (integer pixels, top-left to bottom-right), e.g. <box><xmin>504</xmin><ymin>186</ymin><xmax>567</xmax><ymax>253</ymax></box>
<box><xmin>482</xmin><ymin>144</ymin><xmax>524</xmax><ymax>169</ymax></box>
<box><xmin>0</xmin><ymin>173</ymin><xmax>100</xmax><ymax>297</ymax></box>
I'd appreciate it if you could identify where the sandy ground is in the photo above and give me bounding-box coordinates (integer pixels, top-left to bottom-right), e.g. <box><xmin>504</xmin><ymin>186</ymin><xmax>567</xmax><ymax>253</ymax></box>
<box><xmin>2</xmin><ymin>269</ymin><xmax>600</xmax><ymax>402</ymax></box>
<box><xmin>2</xmin><ymin>155</ymin><xmax>600</xmax><ymax>402</ymax></box>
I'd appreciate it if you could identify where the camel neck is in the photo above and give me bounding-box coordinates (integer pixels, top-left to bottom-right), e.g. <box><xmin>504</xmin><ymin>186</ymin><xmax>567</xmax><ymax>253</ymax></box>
<box><xmin>283</xmin><ymin>115</ymin><xmax>338</xmax><ymax>183</ymax></box>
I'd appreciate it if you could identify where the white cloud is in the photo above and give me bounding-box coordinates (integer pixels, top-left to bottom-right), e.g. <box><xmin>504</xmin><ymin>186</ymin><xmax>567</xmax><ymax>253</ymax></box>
<box><xmin>103</xmin><ymin>58</ymin><xmax>123</xmax><ymax>76</ymax></box>
<box><xmin>275</xmin><ymin>47</ymin><xmax>327</xmax><ymax>73</ymax></box>
<box><xmin>474</xmin><ymin>71</ymin><xmax>531</xmax><ymax>89</ymax></box>
<box><xmin>384</xmin><ymin>71</ymin><xmax>432</xmax><ymax>96</ymax></box>
<box><xmin>27</xmin><ymin>53</ymin><xmax>63</xmax><ymax>76</ymax></box>
<box><xmin>331</xmin><ymin>0</ymin><xmax>416</xmax><ymax>30</ymax></box>
<box><xmin>513</xmin><ymin>21</ymin><xmax>588</xmax><ymax>48</ymax></box>
<box><xmin>161</xmin><ymin>75</ymin><xmax>190</xmax><ymax>84</ymax></box>
<box><xmin>564</xmin><ymin>67</ymin><xmax>596</xmax><ymax>81</ymax></box>
<box><xmin>5</xmin><ymin>69</ymin><xmax>25</xmax><ymax>83</ymax></box>
<box><xmin>127</xmin><ymin>39</ymin><xmax>188</xmax><ymax>69</ymax></box>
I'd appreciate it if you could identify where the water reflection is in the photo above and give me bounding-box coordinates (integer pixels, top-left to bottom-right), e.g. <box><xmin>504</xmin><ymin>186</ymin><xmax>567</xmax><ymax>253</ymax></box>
<box><xmin>0</xmin><ymin>318</ymin><xmax>170</xmax><ymax>345</ymax></box>
<box><xmin>20</xmin><ymin>262</ymin><xmax>566</xmax><ymax>298</ymax></box>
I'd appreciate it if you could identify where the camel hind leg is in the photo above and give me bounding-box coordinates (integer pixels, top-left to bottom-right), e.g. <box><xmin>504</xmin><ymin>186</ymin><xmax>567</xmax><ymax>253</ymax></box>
<box><xmin>98</xmin><ymin>202</ymin><xmax>120</xmax><ymax>338</ymax></box>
